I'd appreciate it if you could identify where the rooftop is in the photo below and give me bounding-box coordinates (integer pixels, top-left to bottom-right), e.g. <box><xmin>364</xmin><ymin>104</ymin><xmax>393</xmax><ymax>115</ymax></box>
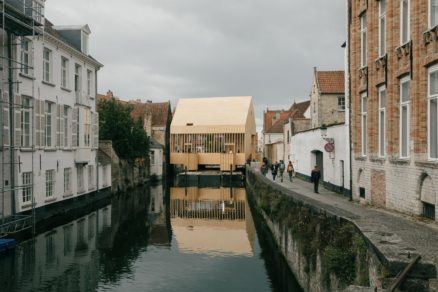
<box><xmin>315</xmin><ymin>69</ymin><xmax>345</xmax><ymax>94</ymax></box>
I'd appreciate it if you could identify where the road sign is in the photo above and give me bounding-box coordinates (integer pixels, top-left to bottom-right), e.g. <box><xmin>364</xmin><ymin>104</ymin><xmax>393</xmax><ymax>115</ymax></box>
<box><xmin>324</xmin><ymin>142</ymin><xmax>335</xmax><ymax>153</ymax></box>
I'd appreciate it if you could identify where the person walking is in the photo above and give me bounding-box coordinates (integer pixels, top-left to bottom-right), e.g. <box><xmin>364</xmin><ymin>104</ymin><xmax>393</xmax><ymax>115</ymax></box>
<box><xmin>311</xmin><ymin>165</ymin><xmax>321</xmax><ymax>193</ymax></box>
<box><xmin>271</xmin><ymin>161</ymin><xmax>278</xmax><ymax>181</ymax></box>
<box><xmin>287</xmin><ymin>161</ymin><xmax>294</xmax><ymax>182</ymax></box>
<box><xmin>278</xmin><ymin>160</ymin><xmax>285</xmax><ymax>182</ymax></box>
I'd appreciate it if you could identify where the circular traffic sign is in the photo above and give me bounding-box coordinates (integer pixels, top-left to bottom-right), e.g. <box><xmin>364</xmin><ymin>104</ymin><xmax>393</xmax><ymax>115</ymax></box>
<box><xmin>324</xmin><ymin>142</ymin><xmax>335</xmax><ymax>152</ymax></box>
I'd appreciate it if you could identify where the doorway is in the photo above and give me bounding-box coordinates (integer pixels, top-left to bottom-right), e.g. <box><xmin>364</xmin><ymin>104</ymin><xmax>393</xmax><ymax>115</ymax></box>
<box><xmin>311</xmin><ymin>150</ymin><xmax>323</xmax><ymax>181</ymax></box>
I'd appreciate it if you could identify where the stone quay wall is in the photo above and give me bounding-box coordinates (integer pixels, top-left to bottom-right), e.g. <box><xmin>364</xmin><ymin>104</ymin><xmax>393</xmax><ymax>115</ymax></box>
<box><xmin>246</xmin><ymin>169</ymin><xmax>435</xmax><ymax>292</ymax></box>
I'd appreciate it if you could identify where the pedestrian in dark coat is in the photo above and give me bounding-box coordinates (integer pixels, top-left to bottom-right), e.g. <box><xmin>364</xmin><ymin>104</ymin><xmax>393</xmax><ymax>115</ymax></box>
<box><xmin>311</xmin><ymin>165</ymin><xmax>321</xmax><ymax>193</ymax></box>
<box><xmin>271</xmin><ymin>161</ymin><xmax>278</xmax><ymax>181</ymax></box>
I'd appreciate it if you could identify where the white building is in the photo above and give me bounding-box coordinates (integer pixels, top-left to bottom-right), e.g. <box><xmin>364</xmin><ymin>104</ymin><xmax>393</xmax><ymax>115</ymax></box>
<box><xmin>150</xmin><ymin>137</ymin><xmax>164</xmax><ymax>180</ymax></box>
<box><xmin>288</xmin><ymin>70</ymin><xmax>350</xmax><ymax>194</ymax></box>
<box><xmin>0</xmin><ymin>1</ymin><xmax>108</xmax><ymax>228</ymax></box>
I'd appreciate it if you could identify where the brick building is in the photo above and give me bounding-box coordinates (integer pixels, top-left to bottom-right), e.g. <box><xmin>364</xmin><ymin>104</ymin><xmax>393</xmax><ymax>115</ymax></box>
<box><xmin>349</xmin><ymin>0</ymin><xmax>438</xmax><ymax>221</ymax></box>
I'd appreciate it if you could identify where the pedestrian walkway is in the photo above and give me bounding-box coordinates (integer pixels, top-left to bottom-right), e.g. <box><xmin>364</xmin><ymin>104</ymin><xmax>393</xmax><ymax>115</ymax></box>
<box><xmin>260</xmin><ymin>170</ymin><xmax>438</xmax><ymax>278</ymax></box>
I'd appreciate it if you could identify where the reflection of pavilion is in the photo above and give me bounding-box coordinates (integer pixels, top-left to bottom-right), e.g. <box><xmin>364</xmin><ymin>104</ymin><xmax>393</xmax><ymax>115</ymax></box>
<box><xmin>170</xmin><ymin>187</ymin><xmax>256</xmax><ymax>257</ymax></box>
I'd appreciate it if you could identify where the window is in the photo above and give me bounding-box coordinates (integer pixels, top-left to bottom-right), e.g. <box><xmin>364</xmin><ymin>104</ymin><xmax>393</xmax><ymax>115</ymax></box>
<box><xmin>400</xmin><ymin>77</ymin><xmax>410</xmax><ymax>158</ymax></box>
<box><xmin>45</xmin><ymin>169</ymin><xmax>55</xmax><ymax>197</ymax></box>
<box><xmin>75</xmin><ymin>64</ymin><xmax>82</xmax><ymax>96</ymax></box>
<box><xmin>87</xmin><ymin>70</ymin><xmax>92</xmax><ymax>96</ymax></box>
<box><xmin>150</xmin><ymin>150</ymin><xmax>155</xmax><ymax>165</ymax></box>
<box><xmin>338</xmin><ymin>96</ymin><xmax>345</xmax><ymax>111</ymax></box>
<box><xmin>77</xmin><ymin>166</ymin><xmax>84</xmax><ymax>193</ymax></box>
<box><xmin>64</xmin><ymin>168</ymin><xmax>72</xmax><ymax>195</ymax></box>
<box><xmin>45</xmin><ymin>102</ymin><xmax>52</xmax><ymax>147</ymax></box>
<box><xmin>428</xmin><ymin>65</ymin><xmax>438</xmax><ymax>159</ymax></box>
<box><xmin>61</xmin><ymin>57</ymin><xmax>69</xmax><ymax>88</ymax></box>
<box><xmin>84</xmin><ymin>109</ymin><xmax>91</xmax><ymax>147</ymax></box>
<box><xmin>88</xmin><ymin>165</ymin><xmax>94</xmax><ymax>190</ymax></box>
<box><xmin>102</xmin><ymin>165</ymin><xmax>108</xmax><ymax>187</ymax></box>
<box><xmin>379</xmin><ymin>0</ymin><xmax>386</xmax><ymax>57</ymax></box>
<box><xmin>361</xmin><ymin>93</ymin><xmax>368</xmax><ymax>156</ymax></box>
<box><xmin>360</xmin><ymin>13</ymin><xmax>367</xmax><ymax>67</ymax></box>
<box><xmin>82</xmin><ymin>33</ymin><xmax>89</xmax><ymax>54</ymax></box>
<box><xmin>378</xmin><ymin>86</ymin><xmax>386</xmax><ymax>157</ymax></box>
<box><xmin>64</xmin><ymin>106</ymin><xmax>69</xmax><ymax>147</ymax></box>
<box><xmin>22</xmin><ymin>172</ymin><xmax>32</xmax><ymax>203</ymax></box>
<box><xmin>431</xmin><ymin>0</ymin><xmax>438</xmax><ymax>28</ymax></box>
<box><xmin>22</xmin><ymin>96</ymin><xmax>32</xmax><ymax>147</ymax></box>
<box><xmin>43</xmin><ymin>48</ymin><xmax>51</xmax><ymax>82</ymax></box>
<box><xmin>400</xmin><ymin>0</ymin><xmax>410</xmax><ymax>44</ymax></box>
<box><xmin>21</xmin><ymin>38</ymin><xmax>30</xmax><ymax>75</ymax></box>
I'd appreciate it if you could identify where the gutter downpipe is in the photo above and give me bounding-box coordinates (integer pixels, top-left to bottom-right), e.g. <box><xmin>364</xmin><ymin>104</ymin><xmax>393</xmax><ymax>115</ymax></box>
<box><xmin>347</xmin><ymin>0</ymin><xmax>353</xmax><ymax>201</ymax></box>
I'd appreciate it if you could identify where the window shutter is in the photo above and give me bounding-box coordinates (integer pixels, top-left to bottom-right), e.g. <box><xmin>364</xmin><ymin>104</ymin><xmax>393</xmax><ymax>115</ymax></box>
<box><xmin>14</xmin><ymin>94</ymin><xmax>22</xmax><ymax>147</ymax></box>
<box><xmin>3</xmin><ymin>91</ymin><xmax>10</xmax><ymax>146</ymax></box>
<box><xmin>35</xmin><ymin>99</ymin><xmax>40</xmax><ymax>147</ymax></box>
<box><xmin>72</xmin><ymin>107</ymin><xmax>78</xmax><ymax>147</ymax></box>
<box><xmin>56</xmin><ymin>104</ymin><xmax>61</xmax><ymax>147</ymax></box>
<box><xmin>40</xmin><ymin>100</ymin><xmax>45</xmax><ymax>147</ymax></box>
<box><xmin>60</xmin><ymin>108</ymin><xmax>64</xmax><ymax>148</ymax></box>
<box><xmin>92</xmin><ymin>112</ymin><xmax>98</xmax><ymax>148</ymax></box>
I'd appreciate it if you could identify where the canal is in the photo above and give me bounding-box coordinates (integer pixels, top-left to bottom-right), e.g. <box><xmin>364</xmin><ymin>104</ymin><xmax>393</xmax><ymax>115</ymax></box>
<box><xmin>0</xmin><ymin>184</ymin><xmax>302</xmax><ymax>292</ymax></box>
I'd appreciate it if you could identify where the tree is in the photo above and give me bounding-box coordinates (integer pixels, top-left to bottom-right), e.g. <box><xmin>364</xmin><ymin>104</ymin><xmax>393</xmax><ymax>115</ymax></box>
<box><xmin>98</xmin><ymin>98</ymin><xmax>149</xmax><ymax>161</ymax></box>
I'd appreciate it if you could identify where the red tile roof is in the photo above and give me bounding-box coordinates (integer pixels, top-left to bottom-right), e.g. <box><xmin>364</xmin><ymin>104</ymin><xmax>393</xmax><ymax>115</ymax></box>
<box><xmin>263</xmin><ymin>110</ymin><xmax>289</xmax><ymax>132</ymax></box>
<box><xmin>288</xmin><ymin>100</ymin><xmax>310</xmax><ymax>119</ymax></box>
<box><xmin>315</xmin><ymin>70</ymin><xmax>345</xmax><ymax>94</ymax></box>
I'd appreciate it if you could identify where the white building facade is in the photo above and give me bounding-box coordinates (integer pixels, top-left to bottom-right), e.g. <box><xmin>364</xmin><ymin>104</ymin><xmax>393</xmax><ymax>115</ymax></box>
<box><xmin>2</xmin><ymin>18</ymin><xmax>107</xmax><ymax>218</ymax></box>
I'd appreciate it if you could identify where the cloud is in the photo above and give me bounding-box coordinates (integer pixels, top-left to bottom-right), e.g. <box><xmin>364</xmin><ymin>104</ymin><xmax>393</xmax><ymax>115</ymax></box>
<box><xmin>45</xmin><ymin>0</ymin><xmax>346</xmax><ymax>129</ymax></box>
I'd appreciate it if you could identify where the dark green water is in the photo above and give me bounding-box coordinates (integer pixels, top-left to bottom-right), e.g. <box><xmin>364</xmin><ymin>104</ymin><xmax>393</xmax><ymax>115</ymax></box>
<box><xmin>0</xmin><ymin>185</ymin><xmax>302</xmax><ymax>292</ymax></box>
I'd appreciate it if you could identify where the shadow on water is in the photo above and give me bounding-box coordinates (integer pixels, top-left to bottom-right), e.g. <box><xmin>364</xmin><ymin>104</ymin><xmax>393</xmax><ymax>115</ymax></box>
<box><xmin>248</xmin><ymin>193</ymin><xmax>304</xmax><ymax>292</ymax></box>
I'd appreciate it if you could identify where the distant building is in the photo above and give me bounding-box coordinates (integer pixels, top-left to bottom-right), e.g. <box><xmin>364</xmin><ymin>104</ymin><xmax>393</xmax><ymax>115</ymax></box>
<box><xmin>262</xmin><ymin>109</ymin><xmax>289</xmax><ymax>163</ymax></box>
<box><xmin>149</xmin><ymin>137</ymin><xmax>164</xmax><ymax>179</ymax></box>
<box><xmin>283</xmin><ymin>100</ymin><xmax>311</xmax><ymax>163</ymax></box>
<box><xmin>170</xmin><ymin>96</ymin><xmax>257</xmax><ymax>171</ymax></box>
<box><xmin>349</xmin><ymin>0</ymin><xmax>438</xmax><ymax>221</ymax></box>
<box><xmin>289</xmin><ymin>69</ymin><xmax>350</xmax><ymax>194</ymax></box>
<box><xmin>0</xmin><ymin>0</ymin><xmax>106</xmax><ymax>231</ymax></box>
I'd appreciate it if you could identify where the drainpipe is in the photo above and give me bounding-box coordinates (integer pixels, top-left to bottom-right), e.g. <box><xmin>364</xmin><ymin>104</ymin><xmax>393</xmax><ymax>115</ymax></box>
<box><xmin>347</xmin><ymin>0</ymin><xmax>353</xmax><ymax>201</ymax></box>
<box><xmin>7</xmin><ymin>32</ymin><xmax>16</xmax><ymax>214</ymax></box>
<box><xmin>95</xmin><ymin>69</ymin><xmax>99</xmax><ymax>193</ymax></box>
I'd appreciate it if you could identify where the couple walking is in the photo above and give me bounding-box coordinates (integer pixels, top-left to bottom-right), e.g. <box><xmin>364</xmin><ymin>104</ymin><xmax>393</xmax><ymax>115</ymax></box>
<box><xmin>271</xmin><ymin>160</ymin><xmax>295</xmax><ymax>182</ymax></box>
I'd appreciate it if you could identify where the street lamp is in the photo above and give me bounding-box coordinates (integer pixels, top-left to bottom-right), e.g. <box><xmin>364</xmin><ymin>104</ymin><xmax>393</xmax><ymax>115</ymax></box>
<box><xmin>320</xmin><ymin>125</ymin><xmax>334</xmax><ymax>144</ymax></box>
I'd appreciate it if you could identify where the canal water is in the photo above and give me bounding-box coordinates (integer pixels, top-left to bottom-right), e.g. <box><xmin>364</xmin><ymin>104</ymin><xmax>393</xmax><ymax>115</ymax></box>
<box><xmin>0</xmin><ymin>184</ymin><xmax>302</xmax><ymax>292</ymax></box>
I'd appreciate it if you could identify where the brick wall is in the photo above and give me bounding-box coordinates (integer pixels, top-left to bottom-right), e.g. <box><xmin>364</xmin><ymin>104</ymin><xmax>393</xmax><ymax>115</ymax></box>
<box><xmin>350</xmin><ymin>0</ymin><xmax>438</xmax><ymax>220</ymax></box>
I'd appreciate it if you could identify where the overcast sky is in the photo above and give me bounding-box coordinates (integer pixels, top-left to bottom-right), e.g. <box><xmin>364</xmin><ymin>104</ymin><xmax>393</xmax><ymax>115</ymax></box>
<box><xmin>46</xmin><ymin>0</ymin><xmax>346</xmax><ymax>130</ymax></box>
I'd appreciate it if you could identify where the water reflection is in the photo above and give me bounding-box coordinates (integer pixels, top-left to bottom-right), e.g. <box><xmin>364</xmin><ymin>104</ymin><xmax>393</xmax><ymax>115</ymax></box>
<box><xmin>0</xmin><ymin>185</ymin><xmax>302</xmax><ymax>292</ymax></box>
<box><xmin>170</xmin><ymin>187</ymin><xmax>256</xmax><ymax>257</ymax></box>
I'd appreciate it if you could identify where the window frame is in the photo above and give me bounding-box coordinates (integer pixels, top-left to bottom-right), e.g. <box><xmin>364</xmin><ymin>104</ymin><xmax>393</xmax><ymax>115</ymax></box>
<box><xmin>87</xmin><ymin>69</ymin><xmax>92</xmax><ymax>96</ymax></box>
<box><xmin>337</xmin><ymin>96</ymin><xmax>345</xmax><ymax>111</ymax></box>
<box><xmin>399</xmin><ymin>76</ymin><xmax>411</xmax><ymax>158</ymax></box>
<box><xmin>64</xmin><ymin>167</ymin><xmax>72</xmax><ymax>195</ymax></box>
<box><xmin>428</xmin><ymin>64</ymin><xmax>438</xmax><ymax>160</ymax></box>
<box><xmin>361</xmin><ymin>92</ymin><xmax>368</xmax><ymax>156</ymax></box>
<box><xmin>20</xmin><ymin>38</ymin><xmax>31</xmax><ymax>75</ymax></box>
<box><xmin>360</xmin><ymin>13</ymin><xmax>367</xmax><ymax>68</ymax></box>
<box><xmin>360</xmin><ymin>92</ymin><xmax>368</xmax><ymax>157</ymax></box>
<box><xmin>45</xmin><ymin>101</ymin><xmax>53</xmax><ymax>147</ymax></box>
<box><xmin>22</xmin><ymin>172</ymin><xmax>32</xmax><ymax>203</ymax></box>
<box><xmin>63</xmin><ymin>106</ymin><xmax>69</xmax><ymax>148</ymax></box>
<box><xmin>400</xmin><ymin>0</ymin><xmax>410</xmax><ymax>45</ymax></box>
<box><xmin>61</xmin><ymin>57</ymin><xmax>69</xmax><ymax>89</ymax></box>
<box><xmin>45</xmin><ymin>169</ymin><xmax>55</xmax><ymax>198</ymax></box>
<box><xmin>429</xmin><ymin>0</ymin><xmax>438</xmax><ymax>29</ymax></box>
<box><xmin>77</xmin><ymin>165</ymin><xmax>84</xmax><ymax>193</ymax></box>
<box><xmin>21</xmin><ymin>96</ymin><xmax>32</xmax><ymax>148</ymax></box>
<box><xmin>378</xmin><ymin>85</ymin><xmax>386</xmax><ymax>157</ymax></box>
<box><xmin>379</xmin><ymin>0</ymin><xmax>387</xmax><ymax>57</ymax></box>
<box><xmin>43</xmin><ymin>47</ymin><xmax>52</xmax><ymax>83</ymax></box>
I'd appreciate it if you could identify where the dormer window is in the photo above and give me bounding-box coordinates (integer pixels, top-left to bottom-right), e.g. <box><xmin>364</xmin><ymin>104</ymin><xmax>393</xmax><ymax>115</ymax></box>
<box><xmin>81</xmin><ymin>32</ymin><xmax>89</xmax><ymax>55</ymax></box>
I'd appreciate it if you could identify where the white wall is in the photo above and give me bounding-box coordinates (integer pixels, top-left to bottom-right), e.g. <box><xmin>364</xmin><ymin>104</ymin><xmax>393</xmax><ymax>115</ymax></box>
<box><xmin>290</xmin><ymin>124</ymin><xmax>350</xmax><ymax>191</ymax></box>
<box><xmin>150</xmin><ymin>148</ymin><xmax>163</xmax><ymax>178</ymax></box>
<box><xmin>14</xmin><ymin>27</ymin><xmax>103</xmax><ymax>214</ymax></box>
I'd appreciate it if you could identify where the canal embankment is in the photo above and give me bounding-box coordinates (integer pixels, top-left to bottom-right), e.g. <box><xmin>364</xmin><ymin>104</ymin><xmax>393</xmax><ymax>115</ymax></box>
<box><xmin>246</xmin><ymin>168</ymin><xmax>438</xmax><ymax>292</ymax></box>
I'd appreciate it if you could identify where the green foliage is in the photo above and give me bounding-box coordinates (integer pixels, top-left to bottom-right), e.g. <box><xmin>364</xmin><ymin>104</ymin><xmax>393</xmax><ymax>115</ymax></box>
<box><xmin>98</xmin><ymin>98</ymin><xmax>149</xmax><ymax>160</ymax></box>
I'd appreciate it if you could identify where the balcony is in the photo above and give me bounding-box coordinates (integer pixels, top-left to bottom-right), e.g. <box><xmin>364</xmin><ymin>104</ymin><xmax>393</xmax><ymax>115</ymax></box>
<box><xmin>1</xmin><ymin>0</ymin><xmax>44</xmax><ymax>35</ymax></box>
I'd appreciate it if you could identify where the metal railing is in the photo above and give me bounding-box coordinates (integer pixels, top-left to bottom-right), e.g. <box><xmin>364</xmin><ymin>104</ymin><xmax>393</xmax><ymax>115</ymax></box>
<box><xmin>4</xmin><ymin>0</ymin><xmax>44</xmax><ymax>24</ymax></box>
<box><xmin>0</xmin><ymin>214</ymin><xmax>32</xmax><ymax>235</ymax></box>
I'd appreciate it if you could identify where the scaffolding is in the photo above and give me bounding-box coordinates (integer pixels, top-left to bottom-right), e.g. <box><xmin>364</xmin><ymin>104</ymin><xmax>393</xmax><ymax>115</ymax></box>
<box><xmin>0</xmin><ymin>0</ymin><xmax>44</xmax><ymax>238</ymax></box>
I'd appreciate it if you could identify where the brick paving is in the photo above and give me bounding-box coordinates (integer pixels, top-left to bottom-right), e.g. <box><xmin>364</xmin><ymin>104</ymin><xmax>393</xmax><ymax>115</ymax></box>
<box><xmin>258</xmin><ymin>170</ymin><xmax>438</xmax><ymax>278</ymax></box>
